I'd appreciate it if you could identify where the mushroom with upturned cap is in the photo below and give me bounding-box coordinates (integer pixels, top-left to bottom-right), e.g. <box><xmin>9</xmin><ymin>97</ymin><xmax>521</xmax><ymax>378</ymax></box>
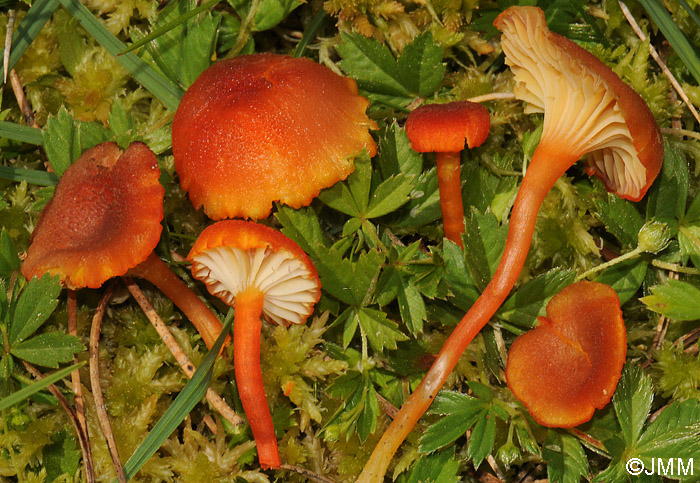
<box><xmin>172</xmin><ymin>53</ymin><xmax>378</xmax><ymax>220</ymax></box>
<box><xmin>405</xmin><ymin>101</ymin><xmax>491</xmax><ymax>247</ymax></box>
<box><xmin>188</xmin><ymin>220</ymin><xmax>321</xmax><ymax>469</ymax></box>
<box><xmin>358</xmin><ymin>7</ymin><xmax>664</xmax><ymax>482</ymax></box>
<box><xmin>21</xmin><ymin>142</ymin><xmax>225</xmax><ymax>349</ymax></box>
<box><xmin>506</xmin><ymin>281</ymin><xmax>626</xmax><ymax>427</ymax></box>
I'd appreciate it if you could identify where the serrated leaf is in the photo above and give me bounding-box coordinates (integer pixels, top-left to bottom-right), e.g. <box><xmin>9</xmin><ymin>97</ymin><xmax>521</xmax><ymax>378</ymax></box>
<box><xmin>678</xmin><ymin>224</ymin><xmax>700</xmax><ymax>268</ymax></box>
<box><xmin>357</xmin><ymin>381</ymin><xmax>379</xmax><ymax>442</ymax></box>
<box><xmin>462</xmin><ymin>210</ymin><xmax>507</xmax><ymax>291</ymax></box>
<box><xmin>318</xmin><ymin>175</ymin><xmax>362</xmax><ymax>217</ymax></box>
<box><xmin>442</xmin><ymin>239</ymin><xmax>480</xmax><ymax>310</ymax></box>
<box><xmin>42</xmin><ymin>108</ymin><xmax>81</xmax><ymax>177</ymax></box>
<box><xmin>275</xmin><ymin>205</ymin><xmax>328</xmax><ymax>259</ymax></box>
<box><xmin>637</xmin><ymin>399</ymin><xmax>700</xmax><ymax>460</ymax></box>
<box><xmin>595</xmin><ymin>258</ymin><xmax>648</xmax><ymax>305</ymax></box>
<box><xmin>468</xmin><ymin>409</ymin><xmax>497</xmax><ymax>469</ymax></box>
<box><xmin>641</xmin><ymin>279</ymin><xmax>700</xmax><ymax>321</ymax></box>
<box><xmin>337</xmin><ymin>32</ymin><xmax>410</xmax><ymax>97</ymax></box>
<box><xmin>406</xmin><ymin>448</ymin><xmax>460</xmax><ymax>483</ymax></box>
<box><xmin>396</xmin><ymin>280</ymin><xmax>426</xmax><ymax>335</ymax></box>
<box><xmin>9</xmin><ymin>274</ymin><xmax>62</xmax><ymax>345</ymax></box>
<box><xmin>646</xmin><ymin>143</ymin><xmax>689</xmax><ymax>223</ymax></box>
<box><xmin>497</xmin><ymin>269</ymin><xmax>575</xmax><ymax>328</ymax></box>
<box><xmin>396</xmin><ymin>31</ymin><xmax>445</xmax><ymax>97</ymax></box>
<box><xmin>11</xmin><ymin>332</ymin><xmax>84</xmax><ymax>368</ymax></box>
<box><xmin>365</xmin><ymin>173</ymin><xmax>414</xmax><ymax>218</ymax></box>
<box><xmin>421</xmin><ymin>391</ymin><xmax>490</xmax><ymax>453</ymax></box>
<box><xmin>357</xmin><ymin>308</ymin><xmax>408</xmax><ymax>353</ymax></box>
<box><xmin>394</xmin><ymin>167</ymin><xmax>442</xmax><ymax>229</ymax></box>
<box><xmin>313</xmin><ymin>247</ymin><xmax>384</xmax><ymax>306</ymax></box>
<box><xmin>613</xmin><ymin>365</ymin><xmax>654</xmax><ymax>447</ymax></box>
<box><xmin>543</xmin><ymin>432</ymin><xmax>589</xmax><ymax>483</ymax></box>
<box><xmin>378</xmin><ymin>122</ymin><xmax>422</xmax><ymax>178</ymax></box>
<box><xmin>0</xmin><ymin>230</ymin><xmax>21</xmax><ymax>277</ymax></box>
<box><xmin>252</xmin><ymin>0</ymin><xmax>301</xmax><ymax>31</ymax></box>
<box><xmin>595</xmin><ymin>193</ymin><xmax>645</xmax><ymax>248</ymax></box>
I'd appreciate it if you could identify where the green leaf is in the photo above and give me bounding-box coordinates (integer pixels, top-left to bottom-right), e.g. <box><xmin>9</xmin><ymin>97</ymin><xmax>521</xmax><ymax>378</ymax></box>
<box><xmin>252</xmin><ymin>0</ymin><xmax>301</xmax><ymax>31</ymax></box>
<box><xmin>396</xmin><ymin>280</ymin><xmax>427</xmax><ymax>335</ymax></box>
<box><xmin>0</xmin><ymin>362</ymin><xmax>84</xmax><ymax>412</ymax></box>
<box><xmin>313</xmin><ymin>247</ymin><xmax>384</xmax><ymax>306</ymax></box>
<box><xmin>393</xmin><ymin>167</ymin><xmax>442</xmax><ymax>229</ymax></box>
<box><xmin>42</xmin><ymin>108</ymin><xmax>81</xmax><ymax>177</ymax></box>
<box><xmin>636</xmin><ymin>399</ymin><xmax>700</xmax><ymax>462</ymax></box>
<box><xmin>543</xmin><ymin>431</ymin><xmax>589</xmax><ymax>483</ymax></box>
<box><xmin>0</xmin><ymin>230</ymin><xmax>21</xmax><ymax>277</ymax></box>
<box><xmin>468</xmin><ymin>409</ymin><xmax>497</xmax><ymax>469</ymax></box>
<box><xmin>323</xmin><ymin>370</ymin><xmax>378</xmax><ymax>443</ymax></box>
<box><xmin>357</xmin><ymin>308</ymin><xmax>408</xmax><ymax>353</ymax></box>
<box><xmin>497</xmin><ymin>269</ymin><xmax>575</xmax><ymax>328</ymax></box>
<box><xmin>613</xmin><ymin>364</ymin><xmax>654</xmax><ymax>447</ymax></box>
<box><xmin>641</xmin><ymin>279</ymin><xmax>700</xmax><ymax>321</ymax></box>
<box><xmin>595</xmin><ymin>193</ymin><xmax>645</xmax><ymax>248</ymax></box>
<box><xmin>377</xmin><ymin>122</ymin><xmax>422</xmax><ymax>178</ymax></box>
<box><xmin>595</xmin><ymin>259</ymin><xmax>648</xmax><ymax>305</ymax></box>
<box><xmin>57</xmin><ymin>16</ymin><xmax>85</xmax><ymax>77</ymax></box>
<box><xmin>9</xmin><ymin>274</ymin><xmax>62</xmax><ymax>345</ymax></box>
<box><xmin>0</xmin><ymin>121</ymin><xmax>43</xmax><ymax>145</ymax></box>
<box><xmin>442</xmin><ymin>239</ymin><xmax>479</xmax><ymax>310</ymax></box>
<box><xmin>275</xmin><ymin>205</ymin><xmax>328</xmax><ymax>259</ymax></box>
<box><xmin>357</xmin><ymin>380</ymin><xmax>379</xmax><ymax>442</ymax></box>
<box><xmin>120</xmin><ymin>309</ymin><xmax>234</xmax><ymax>481</ymax></box>
<box><xmin>396</xmin><ymin>31</ymin><xmax>445</xmax><ymax>97</ymax></box>
<box><xmin>11</xmin><ymin>332</ymin><xmax>84</xmax><ymax>368</ymax></box>
<box><xmin>406</xmin><ymin>448</ymin><xmax>460</xmax><ymax>483</ymax></box>
<box><xmin>421</xmin><ymin>391</ymin><xmax>486</xmax><ymax>453</ymax></box>
<box><xmin>646</xmin><ymin>143</ymin><xmax>689</xmax><ymax>223</ymax></box>
<box><xmin>337</xmin><ymin>32</ymin><xmax>411</xmax><ymax>98</ymax></box>
<box><xmin>462</xmin><ymin>210</ymin><xmax>507</xmax><ymax>291</ymax></box>
<box><xmin>365</xmin><ymin>173</ymin><xmax>414</xmax><ymax>218</ymax></box>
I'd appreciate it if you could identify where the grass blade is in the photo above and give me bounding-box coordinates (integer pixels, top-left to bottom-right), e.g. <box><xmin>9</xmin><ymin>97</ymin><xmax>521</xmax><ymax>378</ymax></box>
<box><xmin>120</xmin><ymin>0</ymin><xmax>221</xmax><ymax>56</ymax></box>
<box><xmin>0</xmin><ymin>167</ymin><xmax>58</xmax><ymax>186</ymax></box>
<box><xmin>0</xmin><ymin>121</ymin><xmax>43</xmax><ymax>145</ymax></box>
<box><xmin>0</xmin><ymin>0</ymin><xmax>60</xmax><ymax>76</ymax></box>
<box><xmin>58</xmin><ymin>0</ymin><xmax>184</xmax><ymax>111</ymax></box>
<box><xmin>119</xmin><ymin>308</ymin><xmax>234</xmax><ymax>481</ymax></box>
<box><xmin>0</xmin><ymin>362</ymin><xmax>84</xmax><ymax>411</ymax></box>
<box><xmin>636</xmin><ymin>0</ymin><xmax>700</xmax><ymax>85</ymax></box>
<box><xmin>293</xmin><ymin>9</ymin><xmax>329</xmax><ymax>58</ymax></box>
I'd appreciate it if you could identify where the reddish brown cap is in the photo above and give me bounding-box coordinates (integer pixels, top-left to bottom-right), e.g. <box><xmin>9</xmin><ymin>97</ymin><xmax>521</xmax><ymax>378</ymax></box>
<box><xmin>405</xmin><ymin>101</ymin><xmax>491</xmax><ymax>153</ymax></box>
<box><xmin>505</xmin><ymin>281</ymin><xmax>627</xmax><ymax>427</ymax></box>
<box><xmin>172</xmin><ymin>53</ymin><xmax>378</xmax><ymax>220</ymax></box>
<box><xmin>188</xmin><ymin>220</ymin><xmax>321</xmax><ymax>326</ymax></box>
<box><xmin>22</xmin><ymin>142</ymin><xmax>164</xmax><ymax>289</ymax></box>
<box><xmin>494</xmin><ymin>6</ymin><xmax>663</xmax><ymax>201</ymax></box>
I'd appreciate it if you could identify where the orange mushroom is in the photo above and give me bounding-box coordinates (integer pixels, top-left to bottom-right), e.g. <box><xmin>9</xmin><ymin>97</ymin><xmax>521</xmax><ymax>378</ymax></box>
<box><xmin>187</xmin><ymin>220</ymin><xmax>321</xmax><ymax>469</ymax></box>
<box><xmin>172</xmin><ymin>53</ymin><xmax>377</xmax><ymax>221</ymax></box>
<box><xmin>358</xmin><ymin>7</ymin><xmax>663</xmax><ymax>481</ymax></box>
<box><xmin>505</xmin><ymin>281</ymin><xmax>626</xmax><ymax>427</ymax></box>
<box><xmin>21</xmin><ymin>142</ymin><xmax>225</xmax><ymax>349</ymax></box>
<box><xmin>404</xmin><ymin>101</ymin><xmax>491</xmax><ymax>246</ymax></box>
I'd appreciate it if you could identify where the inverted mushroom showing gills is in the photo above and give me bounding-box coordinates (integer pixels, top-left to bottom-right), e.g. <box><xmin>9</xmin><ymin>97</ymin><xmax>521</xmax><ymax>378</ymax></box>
<box><xmin>506</xmin><ymin>281</ymin><xmax>626</xmax><ymax>427</ymax></box>
<box><xmin>405</xmin><ymin>101</ymin><xmax>490</xmax><ymax>247</ymax></box>
<box><xmin>358</xmin><ymin>6</ymin><xmax>663</xmax><ymax>481</ymax></box>
<box><xmin>188</xmin><ymin>220</ymin><xmax>321</xmax><ymax>469</ymax></box>
<box><xmin>172</xmin><ymin>53</ymin><xmax>377</xmax><ymax>220</ymax></box>
<box><xmin>21</xmin><ymin>142</ymin><xmax>225</xmax><ymax>349</ymax></box>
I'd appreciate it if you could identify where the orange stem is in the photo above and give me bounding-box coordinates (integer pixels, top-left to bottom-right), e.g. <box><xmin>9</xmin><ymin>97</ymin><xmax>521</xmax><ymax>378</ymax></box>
<box><xmin>358</xmin><ymin>147</ymin><xmax>578</xmax><ymax>482</ymax></box>
<box><xmin>128</xmin><ymin>252</ymin><xmax>226</xmax><ymax>349</ymax></box>
<box><xmin>436</xmin><ymin>151</ymin><xmax>465</xmax><ymax>247</ymax></box>
<box><xmin>234</xmin><ymin>288</ymin><xmax>281</xmax><ymax>469</ymax></box>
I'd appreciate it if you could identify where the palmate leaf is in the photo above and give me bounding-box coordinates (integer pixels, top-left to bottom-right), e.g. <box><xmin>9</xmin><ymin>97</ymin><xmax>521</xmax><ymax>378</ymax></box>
<box><xmin>543</xmin><ymin>431</ymin><xmax>589</xmax><ymax>483</ymax></box>
<box><xmin>9</xmin><ymin>274</ymin><xmax>62</xmax><ymax>346</ymax></box>
<box><xmin>10</xmin><ymin>332</ymin><xmax>84</xmax><ymax>368</ymax></box>
<box><xmin>641</xmin><ymin>279</ymin><xmax>700</xmax><ymax>321</ymax></box>
<box><xmin>405</xmin><ymin>448</ymin><xmax>460</xmax><ymax>483</ymax></box>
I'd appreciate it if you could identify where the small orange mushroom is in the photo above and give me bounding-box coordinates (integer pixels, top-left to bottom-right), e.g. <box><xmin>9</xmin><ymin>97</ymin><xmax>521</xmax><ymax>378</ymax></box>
<box><xmin>172</xmin><ymin>53</ymin><xmax>378</xmax><ymax>220</ymax></box>
<box><xmin>21</xmin><ymin>142</ymin><xmax>225</xmax><ymax>349</ymax></box>
<box><xmin>405</xmin><ymin>101</ymin><xmax>491</xmax><ymax>246</ymax></box>
<box><xmin>188</xmin><ymin>220</ymin><xmax>321</xmax><ymax>469</ymax></box>
<box><xmin>358</xmin><ymin>7</ymin><xmax>663</xmax><ymax>481</ymax></box>
<box><xmin>505</xmin><ymin>281</ymin><xmax>626</xmax><ymax>427</ymax></box>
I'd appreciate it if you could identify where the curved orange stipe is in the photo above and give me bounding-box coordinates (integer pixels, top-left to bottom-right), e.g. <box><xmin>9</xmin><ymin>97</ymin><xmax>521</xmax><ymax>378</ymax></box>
<box><xmin>506</xmin><ymin>281</ymin><xmax>626</xmax><ymax>427</ymax></box>
<box><xmin>22</xmin><ymin>142</ymin><xmax>164</xmax><ymax>290</ymax></box>
<box><xmin>173</xmin><ymin>53</ymin><xmax>378</xmax><ymax>220</ymax></box>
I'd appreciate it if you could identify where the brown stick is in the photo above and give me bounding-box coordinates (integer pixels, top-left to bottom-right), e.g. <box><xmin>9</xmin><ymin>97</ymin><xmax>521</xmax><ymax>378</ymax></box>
<box><xmin>67</xmin><ymin>290</ymin><xmax>95</xmax><ymax>479</ymax></box>
<box><xmin>22</xmin><ymin>361</ymin><xmax>96</xmax><ymax>483</ymax></box>
<box><xmin>122</xmin><ymin>277</ymin><xmax>243</xmax><ymax>428</ymax></box>
<box><xmin>9</xmin><ymin>70</ymin><xmax>39</xmax><ymax>129</ymax></box>
<box><xmin>88</xmin><ymin>283</ymin><xmax>127</xmax><ymax>483</ymax></box>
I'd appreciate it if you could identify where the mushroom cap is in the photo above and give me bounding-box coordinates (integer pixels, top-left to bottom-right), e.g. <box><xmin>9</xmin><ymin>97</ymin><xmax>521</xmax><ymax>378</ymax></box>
<box><xmin>505</xmin><ymin>281</ymin><xmax>626</xmax><ymax>427</ymax></box>
<box><xmin>21</xmin><ymin>142</ymin><xmax>164</xmax><ymax>290</ymax></box>
<box><xmin>172</xmin><ymin>53</ymin><xmax>378</xmax><ymax>220</ymax></box>
<box><xmin>187</xmin><ymin>220</ymin><xmax>321</xmax><ymax>327</ymax></box>
<box><xmin>405</xmin><ymin>101</ymin><xmax>491</xmax><ymax>153</ymax></box>
<box><xmin>494</xmin><ymin>6</ymin><xmax>663</xmax><ymax>201</ymax></box>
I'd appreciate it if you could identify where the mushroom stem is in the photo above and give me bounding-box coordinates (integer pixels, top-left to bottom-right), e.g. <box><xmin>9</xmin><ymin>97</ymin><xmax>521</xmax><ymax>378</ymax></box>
<box><xmin>358</xmin><ymin>146</ymin><xmax>578</xmax><ymax>482</ymax></box>
<box><xmin>128</xmin><ymin>253</ymin><xmax>226</xmax><ymax>349</ymax></box>
<box><xmin>436</xmin><ymin>151</ymin><xmax>466</xmax><ymax>247</ymax></box>
<box><xmin>233</xmin><ymin>287</ymin><xmax>281</xmax><ymax>470</ymax></box>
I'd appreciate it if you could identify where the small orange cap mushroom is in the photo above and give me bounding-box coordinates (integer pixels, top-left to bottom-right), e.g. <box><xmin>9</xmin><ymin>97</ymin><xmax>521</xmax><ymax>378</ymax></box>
<box><xmin>172</xmin><ymin>53</ymin><xmax>378</xmax><ymax>220</ymax></box>
<box><xmin>404</xmin><ymin>101</ymin><xmax>490</xmax><ymax>153</ymax></box>
<box><xmin>505</xmin><ymin>281</ymin><xmax>627</xmax><ymax>427</ymax></box>
<box><xmin>22</xmin><ymin>142</ymin><xmax>164</xmax><ymax>290</ymax></box>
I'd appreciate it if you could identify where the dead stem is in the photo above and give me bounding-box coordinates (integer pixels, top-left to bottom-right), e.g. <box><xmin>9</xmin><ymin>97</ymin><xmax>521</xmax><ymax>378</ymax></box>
<box><xmin>122</xmin><ymin>277</ymin><xmax>243</xmax><ymax>428</ymax></box>
<box><xmin>619</xmin><ymin>0</ymin><xmax>700</xmax><ymax>126</ymax></box>
<box><xmin>67</xmin><ymin>290</ymin><xmax>95</xmax><ymax>480</ymax></box>
<box><xmin>281</xmin><ymin>464</ymin><xmax>339</xmax><ymax>483</ymax></box>
<box><xmin>88</xmin><ymin>283</ymin><xmax>127</xmax><ymax>483</ymax></box>
<box><xmin>9</xmin><ymin>70</ymin><xmax>39</xmax><ymax>129</ymax></box>
<box><xmin>3</xmin><ymin>10</ymin><xmax>14</xmax><ymax>83</ymax></box>
<box><xmin>22</xmin><ymin>361</ymin><xmax>96</xmax><ymax>483</ymax></box>
<box><xmin>467</xmin><ymin>92</ymin><xmax>516</xmax><ymax>104</ymax></box>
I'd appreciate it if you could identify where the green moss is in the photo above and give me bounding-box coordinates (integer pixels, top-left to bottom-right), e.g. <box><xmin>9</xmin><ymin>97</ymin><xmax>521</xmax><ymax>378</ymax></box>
<box><xmin>651</xmin><ymin>343</ymin><xmax>700</xmax><ymax>401</ymax></box>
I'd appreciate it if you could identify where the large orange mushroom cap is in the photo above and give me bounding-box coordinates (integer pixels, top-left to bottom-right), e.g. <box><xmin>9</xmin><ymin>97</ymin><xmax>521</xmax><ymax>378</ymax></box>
<box><xmin>494</xmin><ymin>6</ymin><xmax>663</xmax><ymax>201</ymax></box>
<box><xmin>505</xmin><ymin>281</ymin><xmax>627</xmax><ymax>427</ymax></box>
<box><xmin>404</xmin><ymin>101</ymin><xmax>491</xmax><ymax>152</ymax></box>
<box><xmin>22</xmin><ymin>142</ymin><xmax>164</xmax><ymax>290</ymax></box>
<box><xmin>172</xmin><ymin>53</ymin><xmax>378</xmax><ymax>220</ymax></box>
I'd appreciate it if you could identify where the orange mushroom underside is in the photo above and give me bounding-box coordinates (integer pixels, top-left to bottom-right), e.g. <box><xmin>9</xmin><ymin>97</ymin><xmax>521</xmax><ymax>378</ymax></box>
<box><xmin>172</xmin><ymin>53</ymin><xmax>378</xmax><ymax>220</ymax></box>
<box><xmin>505</xmin><ymin>281</ymin><xmax>627</xmax><ymax>427</ymax></box>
